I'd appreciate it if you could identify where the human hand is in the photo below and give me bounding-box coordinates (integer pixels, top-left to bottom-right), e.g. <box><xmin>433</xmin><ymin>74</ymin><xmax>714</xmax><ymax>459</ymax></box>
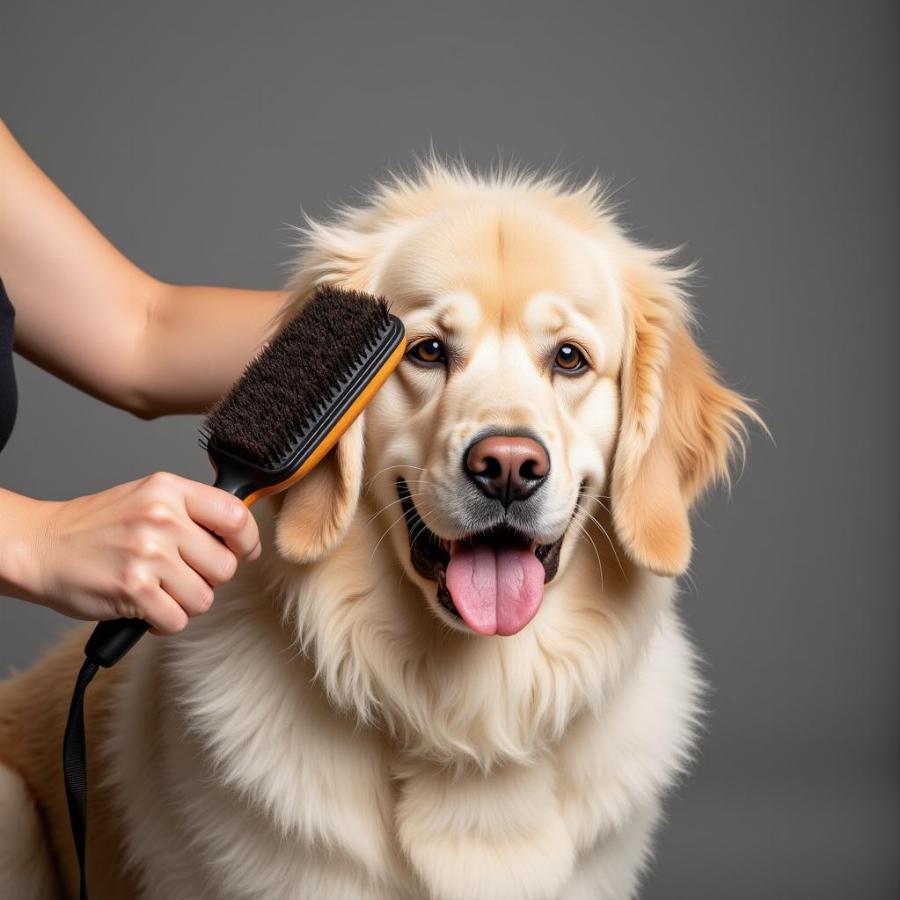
<box><xmin>11</xmin><ymin>472</ymin><xmax>260</xmax><ymax>634</ymax></box>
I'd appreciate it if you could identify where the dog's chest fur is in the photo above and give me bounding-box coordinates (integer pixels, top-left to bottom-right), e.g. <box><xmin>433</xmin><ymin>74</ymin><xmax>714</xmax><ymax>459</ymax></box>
<box><xmin>105</xmin><ymin>554</ymin><xmax>698</xmax><ymax>900</ymax></box>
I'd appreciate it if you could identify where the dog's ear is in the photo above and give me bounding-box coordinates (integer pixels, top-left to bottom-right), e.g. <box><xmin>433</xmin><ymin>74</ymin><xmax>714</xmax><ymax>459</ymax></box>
<box><xmin>270</xmin><ymin>204</ymin><xmax>389</xmax><ymax>564</ymax></box>
<box><xmin>270</xmin><ymin>279</ymin><xmax>371</xmax><ymax>563</ymax></box>
<box><xmin>274</xmin><ymin>411</ymin><xmax>366</xmax><ymax>564</ymax></box>
<box><xmin>610</xmin><ymin>250</ymin><xmax>758</xmax><ymax>576</ymax></box>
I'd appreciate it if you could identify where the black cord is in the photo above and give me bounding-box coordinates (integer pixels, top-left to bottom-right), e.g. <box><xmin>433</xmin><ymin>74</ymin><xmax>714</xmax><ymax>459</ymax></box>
<box><xmin>63</xmin><ymin>657</ymin><xmax>99</xmax><ymax>900</ymax></box>
<box><xmin>61</xmin><ymin>617</ymin><xmax>150</xmax><ymax>900</ymax></box>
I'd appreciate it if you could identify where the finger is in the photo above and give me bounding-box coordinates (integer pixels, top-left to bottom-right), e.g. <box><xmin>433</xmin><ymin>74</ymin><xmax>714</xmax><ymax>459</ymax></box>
<box><xmin>181</xmin><ymin>483</ymin><xmax>260</xmax><ymax>559</ymax></box>
<box><xmin>159</xmin><ymin>558</ymin><xmax>216</xmax><ymax>618</ymax></box>
<box><xmin>140</xmin><ymin>587</ymin><xmax>190</xmax><ymax>635</ymax></box>
<box><xmin>178</xmin><ymin>526</ymin><xmax>239</xmax><ymax>588</ymax></box>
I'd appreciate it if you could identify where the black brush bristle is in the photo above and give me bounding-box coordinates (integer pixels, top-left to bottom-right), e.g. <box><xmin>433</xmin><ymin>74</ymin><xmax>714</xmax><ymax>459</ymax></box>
<box><xmin>201</xmin><ymin>286</ymin><xmax>396</xmax><ymax>470</ymax></box>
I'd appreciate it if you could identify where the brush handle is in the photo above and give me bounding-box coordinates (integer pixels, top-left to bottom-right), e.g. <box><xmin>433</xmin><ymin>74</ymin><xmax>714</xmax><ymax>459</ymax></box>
<box><xmin>84</xmin><ymin>617</ymin><xmax>151</xmax><ymax>668</ymax></box>
<box><xmin>83</xmin><ymin>468</ymin><xmax>244</xmax><ymax>667</ymax></box>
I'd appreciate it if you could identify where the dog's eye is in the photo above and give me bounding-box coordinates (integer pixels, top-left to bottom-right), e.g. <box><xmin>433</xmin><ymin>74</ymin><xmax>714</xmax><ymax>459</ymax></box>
<box><xmin>553</xmin><ymin>343</ymin><xmax>588</xmax><ymax>375</ymax></box>
<box><xmin>408</xmin><ymin>338</ymin><xmax>447</xmax><ymax>367</ymax></box>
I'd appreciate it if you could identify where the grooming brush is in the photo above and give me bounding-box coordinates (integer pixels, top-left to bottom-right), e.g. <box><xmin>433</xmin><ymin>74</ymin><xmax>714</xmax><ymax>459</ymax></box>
<box><xmin>64</xmin><ymin>286</ymin><xmax>405</xmax><ymax>900</ymax></box>
<box><xmin>87</xmin><ymin>286</ymin><xmax>405</xmax><ymax>663</ymax></box>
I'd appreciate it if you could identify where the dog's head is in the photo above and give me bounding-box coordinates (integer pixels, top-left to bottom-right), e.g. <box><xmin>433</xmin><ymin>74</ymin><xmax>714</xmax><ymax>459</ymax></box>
<box><xmin>274</xmin><ymin>164</ymin><xmax>756</xmax><ymax>641</ymax></box>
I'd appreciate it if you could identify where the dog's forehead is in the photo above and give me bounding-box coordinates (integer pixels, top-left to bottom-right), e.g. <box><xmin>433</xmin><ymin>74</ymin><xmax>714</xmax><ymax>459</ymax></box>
<box><xmin>379</xmin><ymin>202</ymin><xmax>623</xmax><ymax>334</ymax></box>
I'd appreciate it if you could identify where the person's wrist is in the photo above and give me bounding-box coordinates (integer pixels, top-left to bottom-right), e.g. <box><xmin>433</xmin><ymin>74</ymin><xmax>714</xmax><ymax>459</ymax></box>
<box><xmin>0</xmin><ymin>490</ymin><xmax>59</xmax><ymax>604</ymax></box>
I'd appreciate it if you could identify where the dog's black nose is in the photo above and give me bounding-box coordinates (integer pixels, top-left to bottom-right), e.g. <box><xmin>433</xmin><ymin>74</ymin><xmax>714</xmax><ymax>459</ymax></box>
<box><xmin>465</xmin><ymin>434</ymin><xmax>550</xmax><ymax>507</ymax></box>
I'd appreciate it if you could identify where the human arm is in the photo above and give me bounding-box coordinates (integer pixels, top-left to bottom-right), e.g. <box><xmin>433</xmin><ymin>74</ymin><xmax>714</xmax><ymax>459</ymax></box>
<box><xmin>0</xmin><ymin>122</ymin><xmax>284</xmax><ymax>628</ymax></box>
<box><xmin>0</xmin><ymin>118</ymin><xmax>291</xmax><ymax>418</ymax></box>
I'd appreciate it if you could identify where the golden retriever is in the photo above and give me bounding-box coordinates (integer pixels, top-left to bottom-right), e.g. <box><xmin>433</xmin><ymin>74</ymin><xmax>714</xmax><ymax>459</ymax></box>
<box><xmin>0</xmin><ymin>161</ymin><xmax>757</xmax><ymax>899</ymax></box>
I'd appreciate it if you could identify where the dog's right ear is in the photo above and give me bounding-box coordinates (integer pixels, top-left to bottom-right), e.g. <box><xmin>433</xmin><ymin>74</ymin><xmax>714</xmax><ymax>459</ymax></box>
<box><xmin>269</xmin><ymin>281</ymin><xmax>372</xmax><ymax>564</ymax></box>
<box><xmin>274</xmin><ymin>410</ymin><xmax>366</xmax><ymax>564</ymax></box>
<box><xmin>271</xmin><ymin>201</ymin><xmax>391</xmax><ymax>562</ymax></box>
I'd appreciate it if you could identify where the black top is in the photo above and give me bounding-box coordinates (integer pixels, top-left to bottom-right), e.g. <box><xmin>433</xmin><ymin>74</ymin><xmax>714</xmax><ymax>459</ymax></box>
<box><xmin>0</xmin><ymin>279</ymin><xmax>17</xmax><ymax>453</ymax></box>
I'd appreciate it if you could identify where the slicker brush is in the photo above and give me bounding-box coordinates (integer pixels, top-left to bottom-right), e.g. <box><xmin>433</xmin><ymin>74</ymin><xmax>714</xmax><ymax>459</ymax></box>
<box><xmin>64</xmin><ymin>286</ymin><xmax>405</xmax><ymax>900</ymax></box>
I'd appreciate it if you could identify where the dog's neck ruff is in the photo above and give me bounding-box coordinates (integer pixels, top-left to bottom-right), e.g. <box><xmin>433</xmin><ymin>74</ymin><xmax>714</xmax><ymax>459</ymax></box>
<box><xmin>266</xmin><ymin>500</ymin><xmax>670</xmax><ymax>772</ymax></box>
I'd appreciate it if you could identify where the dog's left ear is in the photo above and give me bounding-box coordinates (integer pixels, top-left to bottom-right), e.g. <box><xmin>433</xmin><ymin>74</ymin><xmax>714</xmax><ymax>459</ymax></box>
<box><xmin>610</xmin><ymin>250</ymin><xmax>758</xmax><ymax>577</ymax></box>
<box><xmin>270</xmin><ymin>281</ymin><xmax>369</xmax><ymax>564</ymax></box>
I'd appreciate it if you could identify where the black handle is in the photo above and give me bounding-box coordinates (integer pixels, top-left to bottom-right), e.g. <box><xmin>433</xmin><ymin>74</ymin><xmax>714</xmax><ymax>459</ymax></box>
<box><xmin>84</xmin><ymin>617</ymin><xmax>151</xmax><ymax>668</ymax></box>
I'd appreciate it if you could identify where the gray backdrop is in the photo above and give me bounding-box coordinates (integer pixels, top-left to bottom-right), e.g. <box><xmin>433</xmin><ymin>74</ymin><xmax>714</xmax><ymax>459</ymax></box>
<box><xmin>1</xmin><ymin>2</ymin><xmax>897</xmax><ymax>898</ymax></box>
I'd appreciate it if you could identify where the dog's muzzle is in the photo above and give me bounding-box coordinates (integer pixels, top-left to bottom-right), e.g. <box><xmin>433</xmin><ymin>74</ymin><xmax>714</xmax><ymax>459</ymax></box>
<box><xmin>396</xmin><ymin>478</ymin><xmax>565</xmax><ymax>636</ymax></box>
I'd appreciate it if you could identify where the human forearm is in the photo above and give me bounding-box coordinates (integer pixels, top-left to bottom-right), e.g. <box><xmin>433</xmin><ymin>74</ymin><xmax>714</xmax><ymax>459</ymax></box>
<box><xmin>135</xmin><ymin>282</ymin><xmax>290</xmax><ymax>418</ymax></box>
<box><xmin>0</xmin><ymin>119</ymin><xmax>155</xmax><ymax>409</ymax></box>
<box><xmin>0</xmin><ymin>118</ymin><xmax>292</xmax><ymax>418</ymax></box>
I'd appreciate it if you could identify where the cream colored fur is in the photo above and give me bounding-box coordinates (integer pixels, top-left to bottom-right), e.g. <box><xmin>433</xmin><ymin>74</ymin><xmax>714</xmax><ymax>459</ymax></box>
<box><xmin>0</xmin><ymin>162</ymin><xmax>757</xmax><ymax>899</ymax></box>
<box><xmin>0</xmin><ymin>764</ymin><xmax>57</xmax><ymax>898</ymax></box>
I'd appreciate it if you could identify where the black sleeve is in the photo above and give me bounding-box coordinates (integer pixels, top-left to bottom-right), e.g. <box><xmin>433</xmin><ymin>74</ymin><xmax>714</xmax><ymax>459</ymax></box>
<box><xmin>0</xmin><ymin>279</ymin><xmax>18</xmax><ymax>453</ymax></box>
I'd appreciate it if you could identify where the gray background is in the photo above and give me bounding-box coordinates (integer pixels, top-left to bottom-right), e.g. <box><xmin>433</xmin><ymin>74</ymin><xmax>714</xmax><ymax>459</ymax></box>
<box><xmin>1</xmin><ymin>1</ymin><xmax>897</xmax><ymax>897</ymax></box>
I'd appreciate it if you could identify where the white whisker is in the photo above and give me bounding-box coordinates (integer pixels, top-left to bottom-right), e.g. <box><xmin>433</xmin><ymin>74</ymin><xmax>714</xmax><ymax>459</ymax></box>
<box><xmin>364</xmin><ymin>493</ymin><xmax>414</xmax><ymax>525</ymax></box>
<box><xmin>577</xmin><ymin>490</ymin><xmax>612</xmax><ymax>514</ymax></box>
<box><xmin>577</xmin><ymin>502</ymin><xmax>625</xmax><ymax>578</ymax></box>
<box><xmin>369</xmin><ymin>509</ymin><xmax>411</xmax><ymax>562</ymax></box>
<box><xmin>572</xmin><ymin>517</ymin><xmax>605</xmax><ymax>592</ymax></box>
<box><xmin>364</xmin><ymin>463</ymin><xmax>427</xmax><ymax>489</ymax></box>
<box><xmin>395</xmin><ymin>505</ymin><xmax>438</xmax><ymax>594</ymax></box>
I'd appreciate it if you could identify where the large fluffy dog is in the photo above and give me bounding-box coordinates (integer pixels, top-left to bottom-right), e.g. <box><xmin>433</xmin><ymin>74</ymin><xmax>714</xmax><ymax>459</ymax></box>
<box><xmin>0</xmin><ymin>163</ymin><xmax>756</xmax><ymax>899</ymax></box>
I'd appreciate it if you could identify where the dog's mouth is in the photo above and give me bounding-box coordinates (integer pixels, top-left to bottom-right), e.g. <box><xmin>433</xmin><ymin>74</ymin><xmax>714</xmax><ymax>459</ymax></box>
<box><xmin>396</xmin><ymin>478</ymin><xmax>565</xmax><ymax>636</ymax></box>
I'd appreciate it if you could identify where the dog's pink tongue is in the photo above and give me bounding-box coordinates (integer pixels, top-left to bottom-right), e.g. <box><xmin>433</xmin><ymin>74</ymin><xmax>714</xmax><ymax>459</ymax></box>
<box><xmin>446</xmin><ymin>543</ymin><xmax>545</xmax><ymax>636</ymax></box>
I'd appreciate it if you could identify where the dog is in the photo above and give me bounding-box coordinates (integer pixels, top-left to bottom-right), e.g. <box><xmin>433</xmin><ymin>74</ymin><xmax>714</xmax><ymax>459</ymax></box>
<box><xmin>0</xmin><ymin>161</ymin><xmax>757</xmax><ymax>899</ymax></box>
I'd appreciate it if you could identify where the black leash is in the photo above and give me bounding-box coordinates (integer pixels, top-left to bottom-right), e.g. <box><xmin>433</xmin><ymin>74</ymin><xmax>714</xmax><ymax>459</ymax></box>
<box><xmin>63</xmin><ymin>618</ymin><xmax>150</xmax><ymax>900</ymax></box>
